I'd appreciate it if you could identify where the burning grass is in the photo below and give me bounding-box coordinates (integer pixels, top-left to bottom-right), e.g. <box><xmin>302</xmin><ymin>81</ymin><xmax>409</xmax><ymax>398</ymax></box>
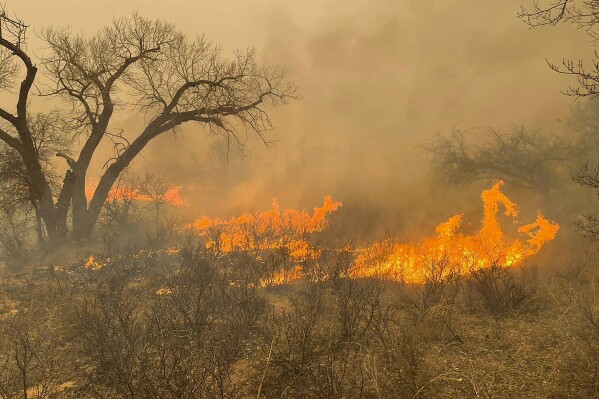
<box><xmin>351</xmin><ymin>181</ymin><xmax>559</xmax><ymax>283</ymax></box>
<box><xmin>2</xmin><ymin>185</ymin><xmax>592</xmax><ymax>399</ymax></box>
<box><xmin>185</xmin><ymin>181</ymin><xmax>559</xmax><ymax>286</ymax></box>
<box><xmin>86</xmin><ymin>181</ymin><xmax>185</xmax><ymax>207</ymax></box>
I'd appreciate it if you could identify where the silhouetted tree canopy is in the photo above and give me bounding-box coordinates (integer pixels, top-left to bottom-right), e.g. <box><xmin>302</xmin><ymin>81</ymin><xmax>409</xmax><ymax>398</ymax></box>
<box><xmin>520</xmin><ymin>1</ymin><xmax>599</xmax><ymax>237</ymax></box>
<box><xmin>424</xmin><ymin>126</ymin><xmax>580</xmax><ymax>193</ymax></box>
<box><xmin>520</xmin><ymin>1</ymin><xmax>599</xmax><ymax>97</ymax></box>
<box><xmin>0</xmin><ymin>9</ymin><xmax>297</xmax><ymax>244</ymax></box>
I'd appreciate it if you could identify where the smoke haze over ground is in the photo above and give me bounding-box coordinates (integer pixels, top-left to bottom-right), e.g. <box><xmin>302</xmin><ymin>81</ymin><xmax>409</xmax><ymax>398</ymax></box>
<box><xmin>2</xmin><ymin>5</ymin><xmax>599</xmax><ymax>397</ymax></box>
<box><xmin>12</xmin><ymin>0</ymin><xmax>592</xmax><ymax>238</ymax></box>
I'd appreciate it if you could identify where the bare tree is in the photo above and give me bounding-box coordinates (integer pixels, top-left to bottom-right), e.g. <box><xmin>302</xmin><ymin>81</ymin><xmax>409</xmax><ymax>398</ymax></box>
<box><xmin>519</xmin><ymin>1</ymin><xmax>598</xmax><ymax>27</ymax></box>
<box><xmin>568</xmin><ymin>98</ymin><xmax>599</xmax><ymax>165</ymax></box>
<box><xmin>519</xmin><ymin>1</ymin><xmax>599</xmax><ymax>97</ymax></box>
<box><xmin>573</xmin><ymin>164</ymin><xmax>599</xmax><ymax>238</ymax></box>
<box><xmin>424</xmin><ymin>125</ymin><xmax>580</xmax><ymax>194</ymax></box>
<box><xmin>519</xmin><ymin>1</ymin><xmax>599</xmax><ymax>235</ymax></box>
<box><xmin>0</xmin><ymin>9</ymin><xmax>296</xmax><ymax>244</ymax></box>
<box><xmin>0</xmin><ymin>111</ymin><xmax>70</xmax><ymax>246</ymax></box>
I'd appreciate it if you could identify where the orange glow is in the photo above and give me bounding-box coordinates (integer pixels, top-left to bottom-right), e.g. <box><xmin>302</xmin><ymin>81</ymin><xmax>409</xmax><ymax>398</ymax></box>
<box><xmin>84</xmin><ymin>255</ymin><xmax>104</xmax><ymax>270</ymax></box>
<box><xmin>349</xmin><ymin>181</ymin><xmax>559</xmax><ymax>284</ymax></box>
<box><xmin>186</xmin><ymin>183</ymin><xmax>558</xmax><ymax>286</ymax></box>
<box><xmin>189</xmin><ymin>196</ymin><xmax>342</xmax><ymax>263</ymax></box>
<box><xmin>259</xmin><ymin>265</ymin><xmax>304</xmax><ymax>288</ymax></box>
<box><xmin>85</xmin><ymin>183</ymin><xmax>184</xmax><ymax>207</ymax></box>
<box><xmin>84</xmin><ymin>183</ymin><xmax>559</xmax><ymax>288</ymax></box>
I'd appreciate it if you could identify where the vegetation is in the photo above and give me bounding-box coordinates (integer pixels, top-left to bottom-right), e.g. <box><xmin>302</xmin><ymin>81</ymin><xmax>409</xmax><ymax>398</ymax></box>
<box><xmin>0</xmin><ymin>9</ymin><xmax>295</xmax><ymax>245</ymax></box>
<box><xmin>519</xmin><ymin>0</ymin><xmax>599</xmax><ymax>238</ymax></box>
<box><xmin>0</xmin><ymin>242</ymin><xmax>597</xmax><ymax>398</ymax></box>
<box><xmin>0</xmin><ymin>3</ymin><xmax>598</xmax><ymax>399</ymax></box>
<box><xmin>424</xmin><ymin>125</ymin><xmax>581</xmax><ymax>194</ymax></box>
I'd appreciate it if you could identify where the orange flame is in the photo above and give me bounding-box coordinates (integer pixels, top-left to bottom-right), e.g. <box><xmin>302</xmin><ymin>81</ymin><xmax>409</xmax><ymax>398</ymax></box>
<box><xmin>350</xmin><ymin>181</ymin><xmax>559</xmax><ymax>284</ymax></box>
<box><xmin>84</xmin><ymin>182</ymin><xmax>557</xmax><ymax>288</ymax></box>
<box><xmin>189</xmin><ymin>196</ymin><xmax>343</xmax><ymax>263</ymax></box>
<box><xmin>187</xmin><ymin>183</ymin><xmax>558</xmax><ymax>287</ymax></box>
<box><xmin>85</xmin><ymin>183</ymin><xmax>184</xmax><ymax>207</ymax></box>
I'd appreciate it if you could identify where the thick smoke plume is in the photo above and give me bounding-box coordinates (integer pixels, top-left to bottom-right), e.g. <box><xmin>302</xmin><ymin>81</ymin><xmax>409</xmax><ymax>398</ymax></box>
<box><xmin>11</xmin><ymin>0</ymin><xmax>591</xmax><ymax>239</ymax></box>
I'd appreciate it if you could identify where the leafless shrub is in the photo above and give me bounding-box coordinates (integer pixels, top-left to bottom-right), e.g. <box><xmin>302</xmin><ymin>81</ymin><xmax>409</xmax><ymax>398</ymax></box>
<box><xmin>325</xmin><ymin>241</ymin><xmax>357</xmax><ymax>281</ymax></box>
<box><xmin>549</xmin><ymin>275</ymin><xmax>599</xmax><ymax>398</ymax></box>
<box><xmin>468</xmin><ymin>263</ymin><xmax>537</xmax><ymax>317</ymax></box>
<box><xmin>304</xmin><ymin>344</ymin><xmax>369</xmax><ymax>399</ymax></box>
<box><xmin>375</xmin><ymin>321</ymin><xmax>434</xmax><ymax>398</ymax></box>
<box><xmin>424</xmin><ymin>126</ymin><xmax>579</xmax><ymax>197</ymax></box>
<box><xmin>144</xmin><ymin>215</ymin><xmax>180</xmax><ymax>252</ymax></box>
<box><xmin>0</xmin><ymin>235</ymin><xmax>594</xmax><ymax>398</ymax></box>
<box><xmin>0</xmin><ymin>288</ymin><xmax>65</xmax><ymax>399</ymax></box>
<box><xmin>331</xmin><ymin>277</ymin><xmax>385</xmax><ymax>343</ymax></box>
<box><xmin>96</xmin><ymin>179</ymin><xmax>142</xmax><ymax>252</ymax></box>
<box><xmin>261</xmin><ymin>284</ymin><xmax>326</xmax><ymax>397</ymax></box>
<box><xmin>27</xmin><ymin>246</ymin><xmax>261</xmax><ymax>398</ymax></box>
<box><xmin>0</xmin><ymin>203</ymin><xmax>34</xmax><ymax>265</ymax></box>
<box><xmin>400</xmin><ymin>256</ymin><xmax>460</xmax><ymax>320</ymax></box>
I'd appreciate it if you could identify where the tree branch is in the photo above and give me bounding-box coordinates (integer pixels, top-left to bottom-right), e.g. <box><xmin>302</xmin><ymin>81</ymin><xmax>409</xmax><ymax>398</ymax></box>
<box><xmin>0</xmin><ymin>126</ymin><xmax>21</xmax><ymax>151</ymax></box>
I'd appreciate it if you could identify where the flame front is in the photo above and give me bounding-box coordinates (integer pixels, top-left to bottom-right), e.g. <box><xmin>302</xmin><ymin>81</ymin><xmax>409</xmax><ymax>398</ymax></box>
<box><xmin>190</xmin><ymin>196</ymin><xmax>342</xmax><ymax>263</ymax></box>
<box><xmin>85</xmin><ymin>183</ymin><xmax>184</xmax><ymax>207</ymax></box>
<box><xmin>350</xmin><ymin>181</ymin><xmax>559</xmax><ymax>284</ymax></box>
<box><xmin>175</xmin><ymin>183</ymin><xmax>559</xmax><ymax>286</ymax></box>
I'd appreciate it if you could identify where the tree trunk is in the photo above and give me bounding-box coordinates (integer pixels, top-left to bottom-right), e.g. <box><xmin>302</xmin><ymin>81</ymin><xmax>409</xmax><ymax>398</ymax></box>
<box><xmin>71</xmin><ymin>210</ymin><xmax>95</xmax><ymax>241</ymax></box>
<box><xmin>20</xmin><ymin>154</ymin><xmax>67</xmax><ymax>245</ymax></box>
<box><xmin>70</xmin><ymin>170</ymin><xmax>94</xmax><ymax>241</ymax></box>
<box><xmin>78</xmin><ymin>123</ymin><xmax>166</xmax><ymax>241</ymax></box>
<box><xmin>37</xmin><ymin>193</ymin><xmax>68</xmax><ymax>245</ymax></box>
<box><xmin>32</xmin><ymin>204</ymin><xmax>45</xmax><ymax>246</ymax></box>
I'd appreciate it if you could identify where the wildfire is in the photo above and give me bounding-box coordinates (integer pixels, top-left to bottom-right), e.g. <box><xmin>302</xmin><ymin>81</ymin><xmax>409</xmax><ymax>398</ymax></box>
<box><xmin>84</xmin><ymin>183</ymin><xmax>184</xmax><ymax>207</ymax></box>
<box><xmin>83</xmin><ymin>255</ymin><xmax>104</xmax><ymax>270</ymax></box>
<box><xmin>189</xmin><ymin>196</ymin><xmax>343</xmax><ymax>262</ymax></box>
<box><xmin>83</xmin><ymin>182</ymin><xmax>559</xmax><ymax>288</ymax></box>
<box><xmin>350</xmin><ymin>181</ymin><xmax>559</xmax><ymax>284</ymax></box>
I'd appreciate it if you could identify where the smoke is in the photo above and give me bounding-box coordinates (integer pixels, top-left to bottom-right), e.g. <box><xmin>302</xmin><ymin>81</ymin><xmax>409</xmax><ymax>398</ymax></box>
<box><xmin>11</xmin><ymin>0</ymin><xmax>593</xmax><ymax>239</ymax></box>
<box><xmin>142</xmin><ymin>0</ymin><xmax>586</xmax><ymax>236</ymax></box>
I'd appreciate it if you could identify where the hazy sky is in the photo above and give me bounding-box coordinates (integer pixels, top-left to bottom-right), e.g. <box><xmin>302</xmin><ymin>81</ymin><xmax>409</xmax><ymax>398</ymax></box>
<box><xmin>10</xmin><ymin>1</ymin><xmax>595</xmax><ymax>234</ymax></box>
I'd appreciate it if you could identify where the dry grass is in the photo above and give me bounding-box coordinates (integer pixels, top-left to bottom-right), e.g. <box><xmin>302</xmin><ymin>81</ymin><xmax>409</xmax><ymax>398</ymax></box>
<box><xmin>0</xmin><ymin>244</ymin><xmax>597</xmax><ymax>398</ymax></box>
